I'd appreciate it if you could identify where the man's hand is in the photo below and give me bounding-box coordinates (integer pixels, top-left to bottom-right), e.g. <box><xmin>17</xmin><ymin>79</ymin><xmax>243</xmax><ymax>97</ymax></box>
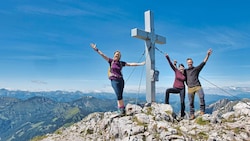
<box><xmin>141</xmin><ymin>61</ymin><xmax>146</xmax><ymax>66</ymax></box>
<box><xmin>207</xmin><ymin>48</ymin><xmax>212</xmax><ymax>56</ymax></box>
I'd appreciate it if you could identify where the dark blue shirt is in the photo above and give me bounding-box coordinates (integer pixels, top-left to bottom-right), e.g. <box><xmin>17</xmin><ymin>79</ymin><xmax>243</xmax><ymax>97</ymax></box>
<box><xmin>185</xmin><ymin>62</ymin><xmax>206</xmax><ymax>88</ymax></box>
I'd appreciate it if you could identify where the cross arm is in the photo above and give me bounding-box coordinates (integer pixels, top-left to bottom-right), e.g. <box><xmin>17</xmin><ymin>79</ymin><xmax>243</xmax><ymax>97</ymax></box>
<box><xmin>155</xmin><ymin>35</ymin><xmax>166</xmax><ymax>44</ymax></box>
<box><xmin>131</xmin><ymin>28</ymin><xmax>149</xmax><ymax>40</ymax></box>
<box><xmin>132</xmin><ymin>28</ymin><xmax>166</xmax><ymax>44</ymax></box>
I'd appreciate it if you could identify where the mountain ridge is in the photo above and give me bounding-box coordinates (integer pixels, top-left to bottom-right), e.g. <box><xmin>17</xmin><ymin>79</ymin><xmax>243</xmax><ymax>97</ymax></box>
<box><xmin>0</xmin><ymin>88</ymin><xmax>250</xmax><ymax>140</ymax></box>
<box><xmin>38</xmin><ymin>100</ymin><xmax>250</xmax><ymax>141</ymax></box>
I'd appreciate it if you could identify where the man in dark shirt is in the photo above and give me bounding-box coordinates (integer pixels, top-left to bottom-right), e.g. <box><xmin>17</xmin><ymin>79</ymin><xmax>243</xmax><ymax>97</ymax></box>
<box><xmin>185</xmin><ymin>49</ymin><xmax>212</xmax><ymax>120</ymax></box>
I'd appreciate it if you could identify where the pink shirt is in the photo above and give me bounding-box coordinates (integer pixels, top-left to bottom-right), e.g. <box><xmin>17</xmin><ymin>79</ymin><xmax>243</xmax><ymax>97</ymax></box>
<box><xmin>108</xmin><ymin>58</ymin><xmax>126</xmax><ymax>80</ymax></box>
<box><xmin>166</xmin><ymin>56</ymin><xmax>186</xmax><ymax>89</ymax></box>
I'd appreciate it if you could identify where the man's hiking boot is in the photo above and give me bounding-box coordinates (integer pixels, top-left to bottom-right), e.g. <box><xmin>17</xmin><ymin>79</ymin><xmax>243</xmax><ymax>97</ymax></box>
<box><xmin>200</xmin><ymin>111</ymin><xmax>205</xmax><ymax>116</ymax></box>
<box><xmin>176</xmin><ymin>116</ymin><xmax>185</xmax><ymax>121</ymax></box>
<box><xmin>189</xmin><ymin>114</ymin><xmax>195</xmax><ymax>120</ymax></box>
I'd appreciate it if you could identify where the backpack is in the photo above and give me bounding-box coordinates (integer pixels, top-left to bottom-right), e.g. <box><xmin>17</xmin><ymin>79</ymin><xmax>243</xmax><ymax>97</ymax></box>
<box><xmin>108</xmin><ymin>60</ymin><xmax>123</xmax><ymax>79</ymax></box>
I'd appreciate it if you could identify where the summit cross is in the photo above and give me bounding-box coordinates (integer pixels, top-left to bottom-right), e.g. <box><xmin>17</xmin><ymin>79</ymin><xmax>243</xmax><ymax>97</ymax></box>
<box><xmin>131</xmin><ymin>10</ymin><xmax>166</xmax><ymax>103</ymax></box>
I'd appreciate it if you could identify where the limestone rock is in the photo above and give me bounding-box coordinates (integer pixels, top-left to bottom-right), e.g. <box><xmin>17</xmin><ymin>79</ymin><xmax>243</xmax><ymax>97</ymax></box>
<box><xmin>40</xmin><ymin>101</ymin><xmax>250</xmax><ymax>141</ymax></box>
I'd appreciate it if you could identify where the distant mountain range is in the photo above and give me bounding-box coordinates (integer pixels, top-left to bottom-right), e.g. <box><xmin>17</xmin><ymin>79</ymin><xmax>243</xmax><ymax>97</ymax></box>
<box><xmin>1</xmin><ymin>88</ymin><xmax>249</xmax><ymax>103</ymax></box>
<box><xmin>0</xmin><ymin>88</ymin><xmax>249</xmax><ymax>141</ymax></box>
<box><xmin>0</xmin><ymin>91</ymin><xmax>117</xmax><ymax>141</ymax></box>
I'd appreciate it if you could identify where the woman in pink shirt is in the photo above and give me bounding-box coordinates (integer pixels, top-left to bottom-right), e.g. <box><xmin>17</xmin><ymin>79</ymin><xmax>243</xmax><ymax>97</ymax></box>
<box><xmin>165</xmin><ymin>54</ymin><xmax>186</xmax><ymax>119</ymax></box>
<box><xmin>90</xmin><ymin>43</ymin><xmax>145</xmax><ymax>116</ymax></box>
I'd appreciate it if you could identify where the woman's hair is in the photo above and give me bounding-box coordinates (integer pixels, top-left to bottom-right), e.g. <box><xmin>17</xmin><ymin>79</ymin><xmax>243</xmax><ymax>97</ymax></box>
<box><xmin>114</xmin><ymin>50</ymin><xmax>121</xmax><ymax>54</ymax></box>
<box><xmin>179</xmin><ymin>63</ymin><xmax>185</xmax><ymax>68</ymax></box>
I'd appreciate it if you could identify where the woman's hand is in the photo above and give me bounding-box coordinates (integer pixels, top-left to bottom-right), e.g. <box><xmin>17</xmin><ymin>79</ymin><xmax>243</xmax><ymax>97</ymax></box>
<box><xmin>90</xmin><ymin>43</ymin><xmax>98</xmax><ymax>51</ymax></box>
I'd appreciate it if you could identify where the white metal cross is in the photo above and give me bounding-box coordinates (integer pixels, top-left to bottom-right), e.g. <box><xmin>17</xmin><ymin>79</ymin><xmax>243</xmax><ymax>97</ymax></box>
<box><xmin>131</xmin><ymin>10</ymin><xmax>166</xmax><ymax>103</ymax></box>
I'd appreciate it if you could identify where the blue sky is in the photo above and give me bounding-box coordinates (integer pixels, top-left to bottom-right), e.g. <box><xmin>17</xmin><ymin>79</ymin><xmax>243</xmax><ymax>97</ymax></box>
<box><xmin>0</xmin><ymin>0</ymin><xmax>249</xmax><ymax>93</ymax></box>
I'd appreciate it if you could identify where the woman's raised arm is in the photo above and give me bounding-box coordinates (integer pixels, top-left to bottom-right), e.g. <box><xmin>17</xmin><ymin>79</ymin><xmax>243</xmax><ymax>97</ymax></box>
<box><xmin>90</xmin><ymin>43</ymin><xmax>109</xmax><ymax>61</ymax></box>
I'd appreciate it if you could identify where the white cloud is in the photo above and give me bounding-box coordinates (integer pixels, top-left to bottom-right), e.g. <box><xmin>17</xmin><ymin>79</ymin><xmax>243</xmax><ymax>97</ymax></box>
<box><xmin>203</xmin><ymin>86</ymin><xmax>250</xmax><ymax>95</ymax></box>
<box><xmin>31</xmin><ymin>80</ymin><xmax>48</xmax><ymax>85</ymax></box>
<box><xmin>17</xmin><ymin>1</ymin><xmax>126</xmax><ymax>18</ymax></box>
<box><xmin>18</xmin><ymin>5</ymin><xmax>91</xmax><ymax>16</ymax></box>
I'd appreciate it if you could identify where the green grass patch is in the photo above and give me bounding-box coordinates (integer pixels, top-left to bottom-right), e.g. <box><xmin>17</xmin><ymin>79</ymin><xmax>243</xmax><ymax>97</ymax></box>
<box><xmin>165</xmin><ymin>110</ymin><xmax>172</xmax><ymax>115</ymax></box>
<box><xmin>175</xmin><ymin>126</ymin><xmax>183</xmax><ymax>136</ymax></box>
<box><xmin>64</xmin><ymin>107</ymin><xmax>80</xmax><ymax>120</ymax></box>
<box><xmin>222</xmin><ymin>115</ymin><xmax>236</xmax><ymax>123</ymax></box>
<box><xmin>86</xmin><ymin>129</ymin><xmax>94</xmax><ymax>134</ymax></box>
<box><xmin>145</xmin><ymin>107</ymin><xmax>153</xmax><ymax>115</ymax></box>
<box><xmin>233</xmin><ymin>127</ymin><xmax>241</xmax><ymax>134</ymax></box>
<box><xmin>63</xmin><ymin>122</ymin><xmax>74</xmax><ymax>128</ymax></box>
<box><xmin>197</xmin><ymin>132</ymin><xmax>209</xmax><ymax>140</ymax></box>
<box><xmin>132</xmin><ymin>116</ymin><xmax>148</xmax><ymax>127</ymax></box>
<box><xmin>30</xmin><ymin>135</ymin><xmax>47</xmax><ymax>141</ymax></box>
<box><xmin>55</xmin><ymin>129</ymin><xmax>63</xmax><ymax>135</ymax></box>
<box><xmin>195</xmin><ymin>117</ymin><xmax>209</xmax><ymax>125</ymax></box>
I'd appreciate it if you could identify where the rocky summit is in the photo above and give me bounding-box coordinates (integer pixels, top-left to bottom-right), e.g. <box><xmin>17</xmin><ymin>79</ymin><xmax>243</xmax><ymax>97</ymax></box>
<box><xmin>38</xmin><ymin>101</ymin><xmax>250</xmax><ymax>141</ymax></box>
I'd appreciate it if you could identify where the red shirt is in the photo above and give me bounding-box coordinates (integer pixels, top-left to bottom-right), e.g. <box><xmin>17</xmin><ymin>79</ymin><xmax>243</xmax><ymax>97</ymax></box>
<box><xmin>166</xmin><ymin>56</ymin><xmax>186</xmax><ymax>89</ymax></box>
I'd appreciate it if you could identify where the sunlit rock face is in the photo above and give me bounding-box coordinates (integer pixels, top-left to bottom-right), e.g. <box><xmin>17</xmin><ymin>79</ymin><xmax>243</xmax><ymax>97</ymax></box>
<box><xmin>40</xmin><ymin>100</ymin><xmax>250</xmax><ymax>141</ymax></box>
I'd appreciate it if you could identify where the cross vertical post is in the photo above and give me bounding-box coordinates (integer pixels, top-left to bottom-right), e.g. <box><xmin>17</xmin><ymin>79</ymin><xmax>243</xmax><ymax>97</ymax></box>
<box><xmin>131</xmin><ymin>10</ymin><xmax>166</xmax><ymax>103</ymax></box>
